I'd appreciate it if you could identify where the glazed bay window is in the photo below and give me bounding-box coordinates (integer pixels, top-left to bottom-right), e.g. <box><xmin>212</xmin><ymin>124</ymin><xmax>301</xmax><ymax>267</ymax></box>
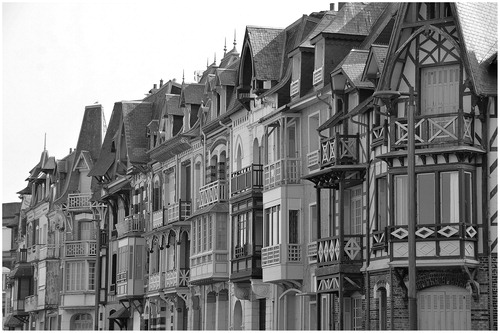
<box><xmin>344</xmin><ymin>186</ymin><xmax>363</xmax><ymax>234</ymax></box>
<box><xmin>394</xmin><ymin>170</ymin><xmax>473</xmax><ymax>225</ymax></box>
<box><xmin>233</xmin><ymin>212</ymin><xmax>249</xmax><ymax>257</ymax></box>
<box><xmin>65</xmin><ymin>261</ymin><xmax>95</xmax><ymax>291</ymax></box>
<box><xmin>193</xmin><ymin>216</ymin><xmax>213</xmax><ymax>255</ymax></box>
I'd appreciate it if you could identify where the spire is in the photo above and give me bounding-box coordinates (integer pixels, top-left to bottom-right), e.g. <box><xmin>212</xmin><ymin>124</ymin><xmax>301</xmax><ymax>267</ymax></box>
<box><xmin>233</xmin><ymin>30</ymin><xmax>237</xmax><ymax>48</ymax></box>
<box><xmin>182</xmin><ymin>70</ymin><xmax>185</xmax><ymax>84</ymax></box>
<box><xmin>224</xmin><ymin>38</ymin><xmax>227</xmax><ymax>56</ymax></box>
<box><xmin>213</xmin><ymin>52</ymin><xmax>216</xmax><ymax>65</ymax></box>
<box><xmin>44</xmin><ymin>133</ymin><xmax>47</xmax><ymax>150</ymax></box>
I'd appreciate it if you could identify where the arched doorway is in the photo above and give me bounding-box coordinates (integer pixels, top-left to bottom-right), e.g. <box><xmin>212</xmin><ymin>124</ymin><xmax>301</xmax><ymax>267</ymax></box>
<box><xmin>279</xmin><ymin>289</ymin><xmax>301</xmax><ymax>330</ymax></box>
<box><xmin>418</xmin><ymin>285</ymin><xmax>471</xmax><ymax>330</ymax></box>
<box><xmin>234</xmin><ymin>300</ymin><xmax>243</xmax><ymax>330</ymax></box>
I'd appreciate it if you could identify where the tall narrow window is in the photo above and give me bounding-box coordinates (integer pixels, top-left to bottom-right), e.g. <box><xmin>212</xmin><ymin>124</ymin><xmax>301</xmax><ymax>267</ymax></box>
<box><xmin>153</xmin><ymin>176</ymin><xmax>161</xmax><ymax>212</ymax></box>
<box><xmin>464</xmin><ymin>172</ymin><xmax>473</xmax><ymax>224</ymax></box>
<box><xmin>310</xmin><ymin>204</ymin><xmax>318</xmax><ymax>242</ymax></box>
<box><xmin>308</xmin><ymin>114</ymin><xmax>320</xmax><ymax>153</ymax></box>
<box><xmin>88</xmin><ymin>262</ymin><xmax>95</xmax><ymax>290</ymax></box>
<box><xmin>421</xmin><ymin>65</ymin><xmax>460</xmax><ymax>115</ymax></box>
<box><xmin>289</xmin><ymin>210</ymin><xmax>299</xmax><ymax>244</ymax></box>
<box><xmin>378</xmin><ymin>288</ymin><xmax>387</xmax><ymax>330</ymax></box>
<box><xmin>394</xmin><ymin>175</ymin><xmax>408</xmax><ymax>225</ymax></box>
<box><xmin>417</xmin><ymin>173</ymin><xmax>435</xmax><ymax>224</ymax></box>
<box><xmin>264</xmin><ymin>206</ymin><xmax>280</xmax><ymax>247</ymax></box>
<box><xmin>376</xmin><ymin>178</ymin><xmax>388</xmax><ymax>230</ymax></box>
<box><xmin>441</xmin><ymin>172</ymin><xmax>459</xmax><ymax>223</ymax></box>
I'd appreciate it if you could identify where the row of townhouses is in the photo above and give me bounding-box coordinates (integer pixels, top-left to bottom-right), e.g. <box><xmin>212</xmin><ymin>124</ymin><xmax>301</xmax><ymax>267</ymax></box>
<box><xmin>3</xmin><ymin>2</ymin><xmax>498</xmax><ymax>330</ymax></box>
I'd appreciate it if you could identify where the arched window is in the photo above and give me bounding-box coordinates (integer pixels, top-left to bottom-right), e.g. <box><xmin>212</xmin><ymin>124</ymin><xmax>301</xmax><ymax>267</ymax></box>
<box><xmin>236</xmin><ymin>144</ymin><xmax>242</xmax><ymax>171</ymax></box>
<box><xmin>71</xmin><ymin>313</ymin><xmax>93</xmax><ymax>330</ymax></box>
<box><xmin>153</xmin><ymin>175</ymin><xmax>162</xmax><ymax>212</ymax></box>
<box><xmin>377</xmin><ymin>287</ymin><xmax>387</xmax><ymax>330</ymax></box>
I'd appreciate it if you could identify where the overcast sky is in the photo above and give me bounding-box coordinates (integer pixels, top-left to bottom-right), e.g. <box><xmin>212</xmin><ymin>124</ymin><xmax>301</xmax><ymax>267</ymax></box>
<box><xmin>2</xmin><ymin>0</ymin><xmax>332</xmax><ymax>203</ymax></box>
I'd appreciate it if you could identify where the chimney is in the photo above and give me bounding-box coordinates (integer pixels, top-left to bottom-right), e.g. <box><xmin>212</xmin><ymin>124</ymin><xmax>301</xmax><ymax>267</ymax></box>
<box><xmin>160</xmin><ymin>79</ymin><xmax>163</xmax><ymax>87</ymax></box>
<box><xmin>153</xmin><ymin>84</ymin><xmax>157</xmax><ymax>90</ymax></box>
<box><xmin>330</xmin><ymin>3</ymin><xmax>335</xmax><ymax>11</ymax></box>
<box><xmin>338</xmin><ymin>2</ymin><xmax>346</xmax><ymax>11</ymax></box>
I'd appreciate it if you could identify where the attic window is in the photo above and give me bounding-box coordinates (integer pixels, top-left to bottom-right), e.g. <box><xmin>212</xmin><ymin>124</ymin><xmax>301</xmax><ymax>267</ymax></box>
<box><xmin>425</xmin><ymin>3</ymin><xmax>452</xmax><ymax>20</ymax></box>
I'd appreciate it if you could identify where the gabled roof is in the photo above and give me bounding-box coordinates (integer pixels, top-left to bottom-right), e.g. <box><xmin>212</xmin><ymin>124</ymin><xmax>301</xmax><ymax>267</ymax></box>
<box><xmin>246</xmin><ymin>26</ymin><xmax>284</xmax><ymax>81</ymax></box>
<box><xmin>455</xmin><ymin>2</ymin><xmax>497</xmax><ymax>96</ymax></box>
<box><xmin>300</xmin><ymin>10</ymin><xmax>338</xmax><ymax>48</ymax></box>
<box><xmin>122</xmin><ymin>101</ymin><xmax>153</xmax><ymax>165</ymax></box>
<box><xmin>332</xmin><ymin>49</ymin><xmax>373</xmax><ymax>89</ymax></box>
<box><xmin>362</xmin><ymin>44</ymin><xmax>388</xmax><ymax>81</ymax></box>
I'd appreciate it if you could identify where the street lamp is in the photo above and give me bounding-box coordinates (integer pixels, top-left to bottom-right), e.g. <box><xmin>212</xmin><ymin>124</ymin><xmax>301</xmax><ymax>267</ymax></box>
<box><xmin>373</xmin><ymin>87</ymin><xmax>417</xmax><ymax>330</ymax></box>
<box><xmin>92</xmin><ymin>202</ymin><xmax>108</xmax><ymax>331</ymax></box>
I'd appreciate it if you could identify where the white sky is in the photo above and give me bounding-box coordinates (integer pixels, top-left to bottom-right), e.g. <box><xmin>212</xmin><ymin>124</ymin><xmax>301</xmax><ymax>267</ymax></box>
<box><xmin>2</xmin><ymin>0</ymin><xmax>332</xmax><ymax>203</ymax></box>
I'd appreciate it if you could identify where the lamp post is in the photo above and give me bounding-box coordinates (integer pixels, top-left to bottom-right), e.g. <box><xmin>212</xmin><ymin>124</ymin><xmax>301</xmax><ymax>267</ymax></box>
<box><xmin>92</xmin><ymin>202</ymin><xmax>108</xmax><ymax>331</ymax></box>
<box><xmin>373</xmin><ymin>88</ymin><xmax>417</xmax><ymax>330</ymax></box>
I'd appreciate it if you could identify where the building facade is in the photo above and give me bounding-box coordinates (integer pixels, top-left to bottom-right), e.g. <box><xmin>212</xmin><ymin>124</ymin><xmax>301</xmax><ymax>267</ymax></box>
<box><xmin>4</xmin><ymin>2</ymin><xmax>497</xmax><ymax>331</ymax></box>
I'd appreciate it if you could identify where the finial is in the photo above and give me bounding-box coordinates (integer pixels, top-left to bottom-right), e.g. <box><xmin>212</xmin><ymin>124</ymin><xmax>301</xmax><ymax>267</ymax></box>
<box><xmin>234</xmin><ymin>30</ymin><xmax>237</xmax><ymax>48</ymax></box>
<box><xmin>224</xmin><ymin>38</ymin><xmax>227</xmax><ymax>56</ymax></box>
<box><xmin>214</xmin><ymin>52</ymin><xmax>216</xmax><ymax>65</ymax></box>
<box><xmin>182</xmin><ymin>69</ymin><xmax>185</xmax><ymax>83</ymax></box>
<box><xmin>44</xmin><ymin>133</ymin><xmax>47</xmax><ymax>150</ymax></box>
<box><xmin>207</xmin><ymin>58</ymin><xmax>209</xmax><ymax>68</ymax></box>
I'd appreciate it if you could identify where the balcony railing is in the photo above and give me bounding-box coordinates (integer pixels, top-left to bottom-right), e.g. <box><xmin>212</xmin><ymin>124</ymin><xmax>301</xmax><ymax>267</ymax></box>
<box><xmin>317</xmin><ymin>235</ymin><xmax>363</xmax><ymax>266</ymax></box>
<box><xmin>372</xmin><ymin>120</ymin><xmax>388</xmax><ymax>148</ymax></box>
<box><xmin>164</xmin><ymin>269</ymin><xmax>190</xmax><ymax>288</ymax></box>
<box><xmin>313</xmin><ymin>67</ymin><xmax>323</xmax><ymax>85</ymax></box>
<box><xmin>64</xmin><ymin>241</ymin><xmax>97</xmax><ymax>257</ymax></box>
<box><xmin>263</xmin><ymin>158</ymin><xmax>301</xmax><ymax>190</ymax></box>
<box><xmin>166</xmin><ymin>200</ymin><xmax>191</xmax><ymax>224</ymax></box>
<box><xmin>320</xmin><ymin>133</ymin><xmax>359</xmax><ymax>167</ymax></box>
<box><xmin>39</xmin><ymin>244</ymin><xmax>58</xmax><ymax>260</ymax></box>
<box><xmin>66</xmin><ymin>193</ymin><xmax>92</xmax><ymax>210</ymax></box>
<box><xmin>152</xmin><ymin>210</ymin><xmax>164</xmax><ymax>230</ymax></box>
<box><xmin>230</xmin><ymin>164</ymin><xmax>263</xmax><ymax>196</ymax></box>
<box><xmin>391</xmin><ymin>111</ymin><xmax>474</xmax><ymax>149</ymax></box>
<box><xmin>371</xmin><ymin>229</ymin><xmax>387</xmax><ymax>251</ymax></box>
<box><xmin>27</xmin><ymin>245</ymin><xmax>39</xmax><ymax>262</ymax></box>
<box><xmin>16</xmin><ymin>248</ymin><xmax>27</xmax><ymax>263</ymax></box>
<box><xmin>307</xmin><ymin>150</ymin><xmax>320</xmax><ymax>169</ymax></box>
<box><xmin>290</xmin><ymin>79</ymin><xmax>300</xmax><ymax>97</ymax></box>
<box><xmin>24</xmin><ymin>295</ymin><xmax>38</xmax><ymax>312</ymax></box>
<box><xmin>307</xmin><ymin>241</ymin><xmax>317</xmax><ymax>263</ymax></box>
<box><xmin>199</xmin><ymin>179</ymin><xmax>228</xmax><ymax>208</ymax></box>
<box><xmin>148</xmin><ymin>272</ymin><xmax>164</xmax><ymax>292</ymax></box>
<box><xmin>116</xmin><ymin>214</ymin><xmax>145</xmax><ymax>237</ymax></box>
<box><xmin>261</xmin><ymin>243</ymin><xmax>302</xmax><ymax>266</ymax></box>
<box><xmin>388</xmin><ymin>222</ymin><xmax>478</xmax><ymax>260</ymax></box>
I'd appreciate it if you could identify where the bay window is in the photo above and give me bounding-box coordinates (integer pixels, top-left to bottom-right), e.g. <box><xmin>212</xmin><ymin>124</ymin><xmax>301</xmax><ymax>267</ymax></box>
<box><xmin>264</xmin><ymin>205</ymin><xmax>280</xmax><ymax>247</ymax></box>
<box><xmin>65</xmin><ymin>261</ymin><xmax>95</xmax><ymax>291</ymax></box>
<box><xmin>393</xmin><ymin>170</ymin><xmax>473</xmax><ymax>226</ymax></box>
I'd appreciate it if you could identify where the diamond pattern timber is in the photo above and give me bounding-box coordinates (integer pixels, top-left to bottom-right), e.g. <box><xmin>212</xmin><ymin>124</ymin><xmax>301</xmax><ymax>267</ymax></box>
<box><xmin>416</xmin><ymin>227</ymin><xmax>435</xmax><ymax>238</ymax></box>
<box><xmin>391</xmin><ymin>227</ymin><xmax>409</xmax><ymax>239</ymax></box>
<box><xmin>440</xmin><ymin>241</ymin><xmax>460</xmax><ymax>256</ymax></box>
<box><xmin>438</xmin><ymin>225</ymin><xmax>459</xmax><ymax>238</ymax></box>
<box><xmin>416</xmin><ymin>242</ymin><xmax>436</xmax><ymax>256</ymax></box>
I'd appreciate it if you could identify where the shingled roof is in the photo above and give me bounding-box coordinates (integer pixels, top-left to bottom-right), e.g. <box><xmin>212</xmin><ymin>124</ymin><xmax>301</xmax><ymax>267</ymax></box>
<box><xmin>181</xmin><ymin>83</ymin><xmax>205</xmax><ymax>106</ymax></box>
<box><xmin>319</xmin><ymin>2</ymin><xmax>389</xmax><ymax>37</ymax></box>
<box><xmin>333</xmin><ymin>49</ymin><xmax>374</xmax><ymax>89</ymax></box>
<box><xmin>246</xmin><ymin>26</ymin><xmax>284</xmax><ymax>81</ymax></box>
<box><xmin>122</xmin><ymin>101</ymin><xmax>153</xmax><ymax>165</ymax></box>
<box><xmin>455</xmin><ymin>2</ymin><xmax>497</xmax><ymax>96</ymax></box>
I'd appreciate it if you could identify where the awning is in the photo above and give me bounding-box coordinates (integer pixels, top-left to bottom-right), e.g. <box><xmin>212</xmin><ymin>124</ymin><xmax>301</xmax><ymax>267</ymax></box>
<box><xmin>10</xmin><ymin>264</ymin><xmax>33</xmax><ymax>278</ymax></box>
<box><xmin>3</xmin><ymin>314</ymin><xmax>23</xmax><ymax>327</ymax></box>
<box><xmin>109</xmin><ymin>307</ymin><xmax>130</xmax><ymax>319</ymax></box>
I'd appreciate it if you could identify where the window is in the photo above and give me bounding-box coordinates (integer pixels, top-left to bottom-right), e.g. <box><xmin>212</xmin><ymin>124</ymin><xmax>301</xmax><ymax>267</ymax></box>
<box><xmin>310</xmin><ymin>204</ymin><xmax>318</xmax><ymax>242</ymax></box>
<box><xmin>378</xmin><ymin>288</ymin><xmax>387</xmax><ymax>330</ymax></box>
<box><xmin>344</xmin><ymin>186</ymin><xmax>363</xmax><ymax>234</ymax></box>
<box><xmin>376</xmin><ymin>178</ymin><xmax>388</xmax><ymax>230</ymax></box>
<box><xmin>66</xmin><ymin>262</ymin><xmax>85</xmax><ymax>291</ymax></box>
<box><xmin>286</xmin><ymin>119</ymin><xmax>298</xmax><ymax>158</ymax></box>
<box><xmin>289</xmin><ymin>210</ymin><xmax>299</xmax><ymax>244</ymax></box>
<box><xmin>421</xmin><ymin>65</ymin><xmax>460</xmax><ymax>115</ymax></box>
<box><xmin>216</xmin><ymin>217</ymin><xmax>226</xmax><ymax>250</ymax></box>
<box><xmin>264</xmin><ymin>206</ymin><xmax>280</xmax><ymax>247</ymax></box>
<box><xmin>71</xmin><ymin>313</ymin><xmax>92</xmax><ymax>330</ymax></box>
<box><xmin>308</xmin><ymin>114</ymin><xmax>320</xmax><ymax>153</ymax></box>
<box><xmin>79</xmin><ymin>221</ymin><xmax>94</xmax><ymax>240</ymax></box>
<box><xmin>343</xmin><ymin>295</ymin><xmax>363</xmax><ymax>330</ymax></box>
<box><xmin>314</xmin><ymin>39</ymin><xmax>325</xmax><ymax>71</ymax></box>
<box><xmin>153</xmin><ymin>175</ymin><xmax>162</xmax><ymax>212</ymax></box>
<box><xmin>394</xmin><ymin>171</ymin><xmax>471</xmax><ymax>226</ymax></box>
<box><xmin>167</xmin><ymin>235</ymin><xmax>175</xmax><ymax>271</ymax></box>
<box><xmin>234</xmin><ymin>213</ymin><xmax>248</xmax><ymax>250</ymax></box>
<box><xmin>88</xmin><ymin>262</ymin><xmax>95</xmax><ymax>290</ymax></box>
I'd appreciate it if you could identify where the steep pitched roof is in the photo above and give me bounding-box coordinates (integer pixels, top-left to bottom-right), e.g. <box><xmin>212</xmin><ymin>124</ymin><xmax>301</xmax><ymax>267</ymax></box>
<box><xmin>455</xmin><ymin>2</ymin><xmax>497</xmax><ymax>96</ymax></box>
<box><xmin>246</xmin><ymin>26</ymin><xmax>284</xmax><ymax>81</ymax></box>
<box><xmin>122</xmin><ymin>101</ymin><xmax>153</xmax><ymax>165</ymax></box>
<box><xmin>216</xmin><ymin>68</ymin><xmax>237</xmax><ymax>86</ymax></box>
<box><xmin>333</xmin><ymin>49</ymin><xmax>374</xmax><ymax>89</ymax></box>
<box><xmin>164</xmin><ymin>94</ymin><xmax>182</xmax><ymax>116</ymax></box>
<box><xmin>181</xmin><ymin>83</ymin><xmax>205</xmax><ymax>105</ymax></box>
<box><xmin>320</xmin><ymin>2</ymin><xmax>389</xmax><ymax>37</ymax></box>
<box><xmin>300</xmin><ymin>10</ymin><xmax>338</xmax><ymax>48</ymax></box>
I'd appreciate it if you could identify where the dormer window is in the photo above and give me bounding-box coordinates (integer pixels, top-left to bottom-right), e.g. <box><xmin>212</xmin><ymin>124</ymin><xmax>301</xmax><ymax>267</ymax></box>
<box><xmin>291</xmin><ymin>56</ymin><xmax>300</xmax><ymax>97</ymax></box>
<box><xmin>424</xmin><ymin>2</ymin><xmax>452</xmax><ymax>20</ymax></box>
<box><xmin>313</xmin><ymin>39</ymin><xmax>325</xmax><ymax>85</ymax></box>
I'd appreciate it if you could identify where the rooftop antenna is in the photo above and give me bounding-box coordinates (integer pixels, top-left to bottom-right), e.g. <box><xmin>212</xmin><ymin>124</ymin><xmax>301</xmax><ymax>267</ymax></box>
<box><xmin>224</xmin><ymin>38</ymin><xmax>227</xmax><ymax>56</ymax></box>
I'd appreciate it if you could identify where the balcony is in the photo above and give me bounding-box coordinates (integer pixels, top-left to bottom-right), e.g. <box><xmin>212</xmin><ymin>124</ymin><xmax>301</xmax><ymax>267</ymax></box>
<box><xmin>16</xmin><ymin>249</ymin><xmax>27</xmax><ymax>263</ymax></box>
<box><xmin>263</xmin><ymin>158</ymin><xmax>301</xmax><ymax>190</ymax></box>
<box><xmin>230</xmin><ymin>164</ymin><xmax>263</xmax><ymax>197</ymax></box>
<box><xmin>307</xmin><ymin>242</ymin><xmax>317</xmax><ymax>263</ymax></box>
<box><xmin>165</xmin><ymin>200</ymin><xmax>191</xmax><ymax>224</ymax></box>
<box><xmin>60</xmin><ymin>293</ymin><xmax>95</xmax><ymax>308</ymax></box>
<box><xmin>40</xmin><ymin>244</ymin><xmax>58</xmax><ymax>260</ymax></box>
<box><xmin>199</xmin><ymin>179</ymin><xmax>228</xmax><ymax>209</ymax></box>
<box><xmin>388</xmin><ymin>222</ymin><xmax>478</xmax><ymax>262</ymax></box>
<box><xmin>371</xmin><ymin>120</ymin><xmax>388</xmax><ymax>148</ymax></box>
<box><xmin>313</xmin><ymin>67</ymin><xmax>323</xmax><ymax>85</ymax></box>
<box><xmin>148</xmin><ymin>272</ymin><xmax>164</xmax><ymax>292</ymax></box>
<box><xmin>27</xmin><ymin>245</ymin><xmax>39</xmax><ymax>262</ymax></box>
<box><xmin>317</xmin><ymin>235</ymin><xmax>363</xmax><ymax>266</ymax></box>
<box><xmin>11</xmin><ymin>299</ymin><xmax>26</xmax><ymax>313</ymax></box>
<box><xmin>307</xmin><ymin>150</ymin><xmax>320</xmax><ymax>169</ymax></box>
<box><xmin>320</xmin><ymin>133</ymin><xmax>360</xmax><ymax>167</ymax></box>
<box><xmin>64</xmin><ymin>241</ymin><xmax>97</xmax><ymax>257</ymax></box>
<box><xmin>290</xmin><ymin>79</ymin><xmax>300</xmax><ymax>97</ymax></box>
<box><xmin>116</xmin><ymin>214</ymin><xmax>145</xmax><ymax>237</ymax></box>
<box><xmin>261</xmin><ymin>243</ymin><xmax>303</xmax><ymax>282</ymax></box>
<box><xmin>390</xmin><ymin>111</ymin><xmax>474</xmax><ymax>149</ymax></box>
<box><xmin>24</xmin><ymin>295</ymin><xmax>38</xmax><ymax>312</ymax></box>
<box><xmin>65</xmin><ymin>193</ymin><xmax>92</xmax><ymax>210</ymax></box>
<box><xmin>190</xmin><ymin>251</ymin><xmax>229</xmax><ymax>283</ymax></box>
<box><xmin>230</xmin><ymin>244</ymin><xmax>262</xmax><ymax>281</ymax></box>
<box><xmin>164</xmin><ymin>269</ymin><xmax>190</xmax><ymax>289</ymax></box>
<box><xmin>152</xmin><ymin>210</ymin><xmax>164</xmax><ymax>230</ymax></box>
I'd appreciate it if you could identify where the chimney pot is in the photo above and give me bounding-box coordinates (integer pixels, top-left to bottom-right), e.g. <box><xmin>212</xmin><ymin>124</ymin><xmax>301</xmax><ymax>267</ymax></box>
<box><xmin>330</xmin><ymin>3</ymin><xmax>335</xmax><ymax>11</ymax></box>
<box><xmin>160</xmin><ymin>79</ymin><xmax>163</xmax><ymax>87</ymax></box>
<box><xmin>153</xmin><ymin>84</ymin><xmax>157</xmax><ymax>90</ymax></box>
